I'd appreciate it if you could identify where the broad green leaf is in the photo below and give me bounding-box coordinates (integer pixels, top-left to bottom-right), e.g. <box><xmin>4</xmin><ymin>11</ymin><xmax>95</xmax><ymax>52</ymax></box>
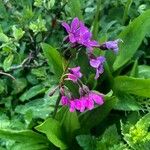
<box><xmin>113</xmin><ymin>76</ymin><xmax>150</xmax><ymax>98</ymax></box>
<box><xmin>68</xmin><ymin>0</ymin><xmax>83</xmax><ymax>20</ymax></box>
<box><xmin>138</xmin><ymin>65</ymin><xmax>150</xmax><ymax>79</ymax></box>
<box><xmin>0</xmin><ymin>129</ymin><xmax>47</xmax><ymax>143</ymax></box>
<box><xmin>76</xmin><ymin>135</ymin><xmax>97</xmax><ymax>150</ymax></box>
<box><xmin>113</xmin><ymin>9</ymin><xmax>150</xmax><ymax>71</ymax></box>
<box><xmin>10</xmin><ymin>142</ymin><xmax>49</xmax><ymax>150</ymax></box>
<box><xmin>15</xmin><ymin>97</ymin><xmax>54</xmax><ymax>119</ymax></box>
<box><xmin>57</xmin><ymin>108</ymin><xmax>80</xmax><ymax>144</ymax></box>
<box><xmin>35</xmin><ymin>118</ymin><xmax>67</xmax><ymax>149</ymax></box>
<box><xmin>20</xmin><ymin>84</ymin><xmax>46</xmax><ymax>101</ymax></box>
<box><xmin>114</xmin><ymin>92</ymin><xmax>141</xmax><ymax>111</ymax></box>
<box><xmin>3</xmin><ymin>54</ymin><xmax>14</xmax><ymax>72</ymax></box>
<box><xmin>41</xmin><ymin>43</ymin><xmax>63</xmax><ymax>79</ymax></box>
<box><xmin>79</xmin><ymin>96</ymin><xmax>117</xmax><ymax>132</ymax></box>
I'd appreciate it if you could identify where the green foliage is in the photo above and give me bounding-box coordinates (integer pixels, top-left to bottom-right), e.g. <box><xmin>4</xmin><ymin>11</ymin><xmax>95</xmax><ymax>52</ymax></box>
<box><xmin>113</xmin><ymin>76</ymin><xmax>150</xmax><ymax>98</ymax></box>
<box><xmin>113</xmin><ymin>9</ymin><xmax>150</xmax><ymax>71</ymax></box>
<box><xmin>97</xmin><ymin>125</ymin><xmax>128</xmax><ymax>150</ymax></box>
<box><xmin>41</xmin><ymin>43</ymin><xmax>64</xmax><ymax>79</ymax></box>
<box><xmin>121</xmin><ymin>113</ymin><xmax>150</xmax><ymax>149</ymax></box>
<box><xmin>0</xmin><ymin>0</ymin><xmax>150</xmax><ymax>149</ymax></box>
<box><xmin>35</xmin><ymin>118</ymin><xmax>68</xmax><ymax>149</ymax></box>
<box><xmin>79</xmin><ymin>96</ymin><xmax>117</xmax><ymax>132</ymax></box>
<box><xmin>76</xmin><ymin>135</ymin><xmax>97</xmax><ymax>150</ymax></box>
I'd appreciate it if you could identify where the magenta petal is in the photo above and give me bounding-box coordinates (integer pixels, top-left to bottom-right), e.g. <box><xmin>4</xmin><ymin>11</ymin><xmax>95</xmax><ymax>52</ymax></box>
<box><xmin>95</xmin><ymin>69</ymin><xmax>100</xmax><ymax>79</ymax></box>
<box><xmin>75</xmin><ymin>99</ymin><xmax>85</xmax><ymax>112</ymax></box>
<box><xmin>69</xmin><ymin>101</ymin><xmax>76</xmax><ymax>112</ymax></box>
<box><xmin>85</xmin><ymin>97</ymin><xmax>94</xmax><ymax>110</ymax></box>
<box><xmin>67</xmin><ymin>74</ymin><xmax>78</xmax><ymax>82</ymax></box>
<box><xmin>90</xmin><ymin>58</ymin><xmax>100</xmax><ymax>68</ymax></box>
<box><xmin>90</xmin><ymin>92</ymin><xmax>104</xmax><ymax>105</ymax></box>
<box><xmin>61</xmin><ymin>96</ymin><xmax>69</xmax><ymax>105</ymax></box>
<box><xmin>62</xmin><ymin>22</ymin><xmax>71</xmax><ymax>33</ymax></box>
<box><xmin>89</xmin><ymin>40</ymin><xmax>100</xmax><ymax>47</ymax></box>
<box><xmin>71</xmin><ymin>17</ymin><xmax>80</xmax><ymax>32</ymax></box>
<box><xmin>69</xmin><ymin>34</ymin><xmax>76</xmax><ymax>43</ymax></box>
<box><xmin>69</xmin><ymin>66</ymin><xmax>82</xmax><ymax>79</ymax></box>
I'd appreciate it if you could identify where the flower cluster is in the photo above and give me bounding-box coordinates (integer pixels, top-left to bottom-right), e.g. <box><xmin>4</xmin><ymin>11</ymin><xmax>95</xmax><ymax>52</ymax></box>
<box><xmin>59</xmin><ymin>66</ymin><xmax>104</xmax><ymax>112</ymax></box>
<box><xmin>62</xmin><ymin>17</ymin><xmax>121</xmax><ymax>53</ymax></box>
<box><xmin>61</xmin><ymin>91</ymin><xmax>104</xmax><ymax>112</ymax></box>
<box><xmin>62</xmin><ymin>17</ymin><xmax>121</xmax><ymax>79</ymax></box>
<box><xmin>62</xmin><ymin>17</ymin><xmax>99</xmax><ymax>51</ymax></box>
<box><xmin>50</xmin><ymin>18</ymin><xmax>121</xmax><ymax>113</ymax></box>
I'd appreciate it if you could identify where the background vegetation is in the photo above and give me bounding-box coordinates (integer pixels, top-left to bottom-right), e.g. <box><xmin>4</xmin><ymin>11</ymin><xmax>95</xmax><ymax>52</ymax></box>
<box><xmin>0</xmin><ymin>0</ymin><xmax>150</xmax><ymax>149</ymax></box>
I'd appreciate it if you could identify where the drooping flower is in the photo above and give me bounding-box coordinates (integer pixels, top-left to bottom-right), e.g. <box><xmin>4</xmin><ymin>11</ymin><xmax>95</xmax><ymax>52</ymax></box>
<box><xmin>90</xmin><ymin>56</ymin><xmax>105</xmax><ymax>79</ymax></box>
<box><xmin>69</xmin><ymin>100</ymin><xmax>76</xmax><ymax>112</ymax></box>
<box><xmin>100</xmin><ymin>39</ymin><xmax>122</xmax><ymax>53</ymax></box>
<box><xmin>61</xmin><ymin>96</ymin><xmax>69</xmax><ymax>105</ymax></box>
<box><xmin>89</xmin><ymin>91</ymin><xmax>104</xmax><ymax>105</ymax></box>
<box><xmin>67</xmin><ymin>66</ymin><xmax>82</xmax><ymax>82</ymax></box>
<box><xmin>60</xmin><ymin>90</ymin><xmax>104</xmax><ymax>113</ymax></box>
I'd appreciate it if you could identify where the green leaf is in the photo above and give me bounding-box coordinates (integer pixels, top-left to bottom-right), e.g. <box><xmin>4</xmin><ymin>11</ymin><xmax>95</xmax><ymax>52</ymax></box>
<box><xmin>10</xmin><ymin>142</ymin><xmax>49</xmax><ymax>150</ymax></box>
<box><xmin>113</xmin><ymin>76</ymin><xmax>150</xmax><ymax>98</ymax></box>
<box><xmin>113</xmin><ymin>9</ymin><xmax>150</xmax><ymax>71</ymax></box>
<box><xmin>0</xmin><ymin>129</ymin><xmax>47</xmax><ymax>143</ymax></box>
<box><xmin>0</xmin><ymin>0</ymin><xmax>8</xmax><ymax>19</ymax></box>
<box><xmin>97</xmin><ymin>125</ymin><xmax>120</xmax><ymax>150</ymax></box>
<box><xmin>68</xmin><ymin>0</ymin><xmax>83</xmax><ymax>20</ymax></box>
<box><xmin>130</xmin><ymin>60</ymin><xmax>138</xmax><ymax>77</ymax></box>
<box><xmin>114</xmin><ymin>92</ymin><xmax>141</xmax><ymax>111</ymax></box>
<box><xmin>15</xmin><ymin>97</ymin><xmax>55</xmax><ymax>119</ymax></box>
<box><xmin>41</xmin><ymin>43</ymin><xmax>63</xmax><ymax>79</ymax></box>
<box><xmin>12</xmin><ymin>26</ymin><xmax>25</xmax><ymax>40</ymax></box>
<box><xmin>20</xmin><ymin>84</ymin><xmax>46</xmax><ymax>101</ymax></box>
<box><xmin>35</xmin><ymin>118</ymin><xmax>68</xmax><ymax>149</ymax></box>
<box><xmin>121</xmin><ymin>113</ymin><xmax>150</xmax><ymax>149</ymax></box>
<box><xmin>11</xmin><ymin>78</ymin><xmax>27</xmax><ymax>94</ymax></box>
<box><xmin>79</xmin><ymin>96</ymin><xmax>117</xmax><ymax>132</ymax></box>
<box><xmin>0</xmin><ymin>79</ymin><xmax>5</xmax><ymax>94</ymax></box>
<box><xmin>57</xmin><ymin>108</ymin><xmax>80</xmax><ymax>144</ymax></box>
<box><xmin>76</xmin><ymin>135</ymin><xmax>97</xmax><ymax>150</ymax></box>
<box><xmin>0</xmin><ymin>33</ymin><xmax>9</xmax><ymax>42</ymax></box>
<box><xmin>3</xmin><ymin>54</ymin><xmax>14</xmax><ymax>72</ymax></box>
<box><xmin>138</xmin><ymin>65</ymin><xmax>150</xmax><ymax>79</ymax></box>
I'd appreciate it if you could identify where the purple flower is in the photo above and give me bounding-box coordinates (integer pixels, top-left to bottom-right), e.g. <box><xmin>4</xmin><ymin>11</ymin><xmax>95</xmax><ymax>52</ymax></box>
<box><xmin>61</xmin><ymin>96</ymin><xmax>69</xmax><ymax>105</ymax></box>
<box><xmin>76</xmin><ymin>25</ymin><xmax>99</xmax><ymax>50</ymax></box>
<box><xmin>89</xmin><ymin>92</ymin><xmax>104</xmax><ymax>105</ymax></box>
<box><xmin>100</xmin><ymin>39</ymin><xmax>122</xmax><ymax>53</ymax></box>
<box><xmin>67</xmin><ymin>66</ymin><xmax>82</xmax><ymax>82</ymax></box>
<box><xmin>84</xmin><ymin>96</ymin><xmax>94</xmax><ymax>110</ymax></box>
<box><xmin>90</xmin><ymin>56</ymin><xmax>105</xmax><ymax>79</ymax></box>
<box><xmin>69</xmin><ymin>100</ymin><xmax>76</xmax><ymax>112</ymax></box>
<box><xmin>62</xmin><ymin>17</ymin><xmax>81</xmax><ymax>43</ymax></box>
<box><xmin>74</xmin><ymin>98</ymin><xmax>86</xmax><ymax>112</ymax></box>
<box><xmin>62</xmin><ymin>17</ymin><xmax>99</xmax><ymax>50</ymax></box>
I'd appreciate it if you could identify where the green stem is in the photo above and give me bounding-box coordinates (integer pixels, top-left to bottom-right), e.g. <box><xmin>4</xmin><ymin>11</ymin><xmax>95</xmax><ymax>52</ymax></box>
<box><xmin>52</xmin><ymin>58</ymin><xmax>72</xmax><ymax>119</ymax></box>
<box><xmin>122</xmin><ymin>0</ymin><xmax>133</xmax><ymax>25</ymax></box>
<box><xmin>92</xmin><ymin>0</ymin><xmax>101</xmax><ymax>39</ymax></box>
<box><xmin>52</xmin><ymin>94</ymin><xmax>61</xmax><ymax>118</ymax></box>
